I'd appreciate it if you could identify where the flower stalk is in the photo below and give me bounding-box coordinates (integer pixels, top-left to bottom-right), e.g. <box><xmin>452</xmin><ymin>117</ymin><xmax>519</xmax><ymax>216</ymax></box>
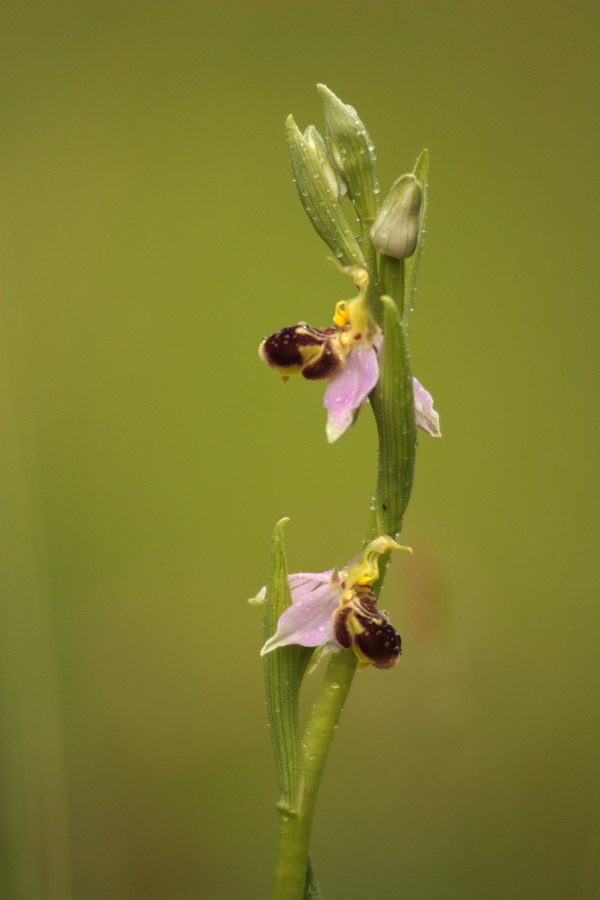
<box><xmin>254</xmin><ymin>86</ymin><xmax>440</xmax><ymax>900</ymax></box>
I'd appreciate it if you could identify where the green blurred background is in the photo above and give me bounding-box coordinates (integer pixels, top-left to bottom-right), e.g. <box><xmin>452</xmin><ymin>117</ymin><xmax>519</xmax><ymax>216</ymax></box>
<box><xmin>1</xmin><ymin>2</ymin><xmax>599</xmax><ymax>898</ymax></box>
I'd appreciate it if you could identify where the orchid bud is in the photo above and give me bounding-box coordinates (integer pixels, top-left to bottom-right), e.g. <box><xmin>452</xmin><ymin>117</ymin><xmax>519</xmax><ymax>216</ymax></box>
<box><xmin>370</xmin><ymin>174</ymin><xmax>423</xmax><ymax>259</ymax></box>
<box><xmin>285</xmin><ymin>115</ymin><xmax>363</xmax><ymax>266</ymax></box>
<box><xmin>304</xmin><ymin>125</ymin><xmax>347</xmax><ymax>203</ymax></box>
<box><xmin>317</xmin><ymin>84</ymin><xmax>379</xmax><ymax>226</ymax></box>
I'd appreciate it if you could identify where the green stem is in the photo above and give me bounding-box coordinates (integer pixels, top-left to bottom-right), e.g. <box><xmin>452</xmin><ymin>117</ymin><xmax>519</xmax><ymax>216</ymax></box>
<box><xmin>302</xmin><ymin>647</ymin><xmax>358</xmax><ymax>816</ymax></box>
<box><xmin>359</xmin><ymin>220</ymin><xmax>383</xmax><ymax>315</ymax></box>
<box><xmin>380</xmin><ymin>254</ymin><xmax>405</xmax><ymax>319</ymax></box>
<box><xmin>271</xmin><ymin>651</ymin><xmax>358</xmax><ymax>900</ymax></box>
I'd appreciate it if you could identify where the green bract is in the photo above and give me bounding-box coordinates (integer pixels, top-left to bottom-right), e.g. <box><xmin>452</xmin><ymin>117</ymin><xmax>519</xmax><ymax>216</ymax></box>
<box><xmin>317</xmin><ymin>84</ymin><xmax>379</xmax><ymax>229</ymax></box>
<box><xmin>285</xmin><ymin>116</ymin><xmax>363</xmax><ymax>266</ymax></box>
<box><xmin>303</xmin><ymin>125</ymin><xmax>347</xmax><ymax>203</ymax></box>
<box><xmin>404</xmin><ymin>149</ymin><xmax>430</xmax><ymax>323</ymax></box>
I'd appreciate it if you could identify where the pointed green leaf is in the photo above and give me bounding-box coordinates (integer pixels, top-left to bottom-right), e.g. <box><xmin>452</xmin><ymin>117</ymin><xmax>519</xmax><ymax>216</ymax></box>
<box><xmin>262</xmin><ymin>518</ymin><xmax>311</xmax><ymax>813</ymax></box>
<box><xmin>303</xmin><ymin>855</ymin><xmax>323</xmax><ymax>900</ymax></box>
<box><xmin>369</xmin><ymin>296</ymin><xmax>417</xmax><ymax>539</ymax></box>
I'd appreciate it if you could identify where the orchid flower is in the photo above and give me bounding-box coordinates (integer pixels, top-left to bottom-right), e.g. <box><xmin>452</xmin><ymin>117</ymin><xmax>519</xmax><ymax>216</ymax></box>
<box><xmin>252</xmin><ymin>535</ymin><xmax>412</xmax><ymax>670</ymax></box>
<box><xmin>259</xmin><ymin>264</ymin><xmax>441</xmax><ymax>442</ymax></box>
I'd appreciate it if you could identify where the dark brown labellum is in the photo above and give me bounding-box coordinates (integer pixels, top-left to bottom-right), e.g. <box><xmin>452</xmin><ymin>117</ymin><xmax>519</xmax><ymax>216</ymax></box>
<box><xmin>259</xmin><ymin>324</ymin><xmax>344</xmax><ymax>380</ymax></box>
<box><xmin>334</xmin><ymin>589</ymin><xmax>401</xmax><ymax>669</ymax></box>
<box><xmin>333</xmin><ymin>606</ymin><xmax>353</xmax><ymax>649</ymax></box>
<box><xmin>302</xmin><ymin>339</ymin><xmax>344</xmax><ymax>379</ymax></box>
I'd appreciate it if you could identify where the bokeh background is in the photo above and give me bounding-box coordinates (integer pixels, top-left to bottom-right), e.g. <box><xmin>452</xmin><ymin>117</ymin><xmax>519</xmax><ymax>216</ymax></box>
<box><xmin>1</xmin><ymin>2</ymin><xmax>599</xmax><ymax>899</ymax></box>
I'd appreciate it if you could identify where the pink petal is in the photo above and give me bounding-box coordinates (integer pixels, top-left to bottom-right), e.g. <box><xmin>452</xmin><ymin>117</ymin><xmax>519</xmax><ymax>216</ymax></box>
<box><xmin>288</xmin><ymin>570</ymin><xmax>335</xmax><ymax>599</ymax></box>
<box><xmin>249</xmin><ymin>570</ymin><xmax>334</xmax><ymax>607</ymax></box>
<box><xmin>324</xmin><ymin>345</ymin><xmax>380</xmax><ymax>443</ymax></box>
<box><xmin>412</xmin><ymin>377</ymin><xmax>441</xmax><ymax>437</ymax></box>
<box><xmin>260</xmin><ymin>574</ymin><xmax>342</xmax><ymax>655</ymax></box>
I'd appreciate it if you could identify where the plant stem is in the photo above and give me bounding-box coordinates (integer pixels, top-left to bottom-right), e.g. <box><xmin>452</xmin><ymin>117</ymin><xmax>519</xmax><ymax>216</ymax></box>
<box><xmin>271</xmin><ymin>651</ymin><xmax>358</xmax><ymax>900</ymax></box>
<box><xmin>380</xmin><ymin>254</ymin><xmax>405</xmax><ymax>319</ymax></box>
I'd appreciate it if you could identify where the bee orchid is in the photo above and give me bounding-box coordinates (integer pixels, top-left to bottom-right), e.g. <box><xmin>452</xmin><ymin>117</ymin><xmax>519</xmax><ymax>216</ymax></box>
<box><xmin>252</xmin><ymin>536</ymin><xmax>411</xmax><ymax>670</ymax></box>
<box><xmin>259</xmin><ymin>265</ymin><xmax>440</xmax><ymax>442</ymax></box>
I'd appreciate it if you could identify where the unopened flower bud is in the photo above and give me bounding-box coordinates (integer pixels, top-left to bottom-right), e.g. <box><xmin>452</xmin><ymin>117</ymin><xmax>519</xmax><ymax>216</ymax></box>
<box><xmin>317</xmin><ymin>84</ymin><xmax>379</xmax><ymax>226</ymax></box>
<box><xmin>370</xmin><ymin>174</ymin><xmax>423</xmax><ymax>259</ymax></box>
<box><xmin>285</xmin><ymin>115</ymin><xmax>363</xmax><ymax>266</ymax></box>
<box><xmin>304</xmin><ymin>125</ymin><xmax>347</xmax><ymax>203</ymax></box>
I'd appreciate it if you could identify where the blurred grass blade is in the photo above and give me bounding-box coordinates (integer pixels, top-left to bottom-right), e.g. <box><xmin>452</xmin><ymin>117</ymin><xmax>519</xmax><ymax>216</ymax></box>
<box><xmin>0</xmin><ymin>335</ymin><xmax>72</xmax><ymax>900</ymax></box>
<box><xmin>403</xmin><ymin>149</ymin><xmax>429</xmax><ymax>323</ymax></box>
